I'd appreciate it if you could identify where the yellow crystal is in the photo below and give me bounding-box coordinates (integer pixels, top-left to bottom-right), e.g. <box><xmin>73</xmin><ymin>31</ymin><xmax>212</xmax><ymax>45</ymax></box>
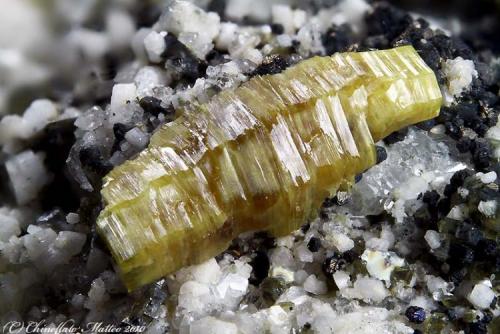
<box><xmin>97</xmin><ymin>45</ymin><xmax>442</xmax><ymax>290</ymax></box>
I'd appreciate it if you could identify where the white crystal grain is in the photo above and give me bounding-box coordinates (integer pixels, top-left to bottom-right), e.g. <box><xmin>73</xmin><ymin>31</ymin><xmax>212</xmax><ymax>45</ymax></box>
<box><xmin>271</xmin><ymin>5</ymin><xmax>307</xmax><ymax>34</ymax></box>
<box><xmin>0</xmin><ymin>211</ymin><xmax>21</xmax><ymax>242</ymax></box>
<box><xmin>478</xmin><ymin>200</ymin><xmax>497</xmax><ymax>217</ymax></box>
<box><xmin>6</xmin><ymin>151</ymin><xmax>51</xmax><ymax>205</ymax></box>
<box><xmin>65</xmin><ymin>213</ymin><xmax>80</xmax><ymax>225</ymax></box>
<box><xmin>333</xmin><ymin>271</ymin><xmax>351</xmax><ymax>290</ymax></box>
<box><xmin>329</xmin><ymin>232</ymin><xmax>354</xmax><ymax>253</ymax></box>
<box><xmin>294</xmin><ymin>243</ymin><xmax>314</xmax><ymax>263</ymax></box>
<box><xmin>328</xmin><ymin>307</ymin><xmax>413</xmax><ymax>334</ymax></box>
<box><xmin>190</xmin><ymin>317</ymin><xmax>237</xmax><ymax>334</ymax></box>
<box><xmin>467</xmin><ymin>281</ymin><xmax>495</xmax><ymax>310</ymax></box>
<box><xmin>0</xmin><ymin>99</ymin><xmax>58</xmax><ymax>145</ymax></box>
<box><xmin>225</xmin><ymin>0</ymin><xmax>286</xmax><ymax>22</ymax></box>
<box><xmin>477</xmin><ymin>171</ymin><xmax>497</xmax><ymax>184</ymax></box>
<box><xmin>441</xmin><ymin>57</ymin><xmax>477</xmax><ymax>106</ymax></box>
<box><xmin>158</xmin><ymin>0</ymin><xmax>219</xmax><ymax>58</ymax></box>
<box><xmin>361</xmin><ymin>250</ymin><xmax>404</xmax><ymax>283</ymax></box>
<box><xmin>125</xmin><ymin>128</ymin><xmax>149</xmax><ymax>149</ymax></box>
<box><xmin>110</xmin><ymin>83</ymin><xmax>137</xmax><ymax>111</ymax></box>
<box><xmin>303</xmin><ymin>274</ymin><xmax>327</xmax><ymax>295</ymax></box>
<box><xmin>341</xmin><ymin>276</ymin><xmax>388</xmax><ymax>302</ymax></box>
<box><xmin>424</xmin><ymin>230</ymin><xmax>441</xmax><ymax>249</ymax></box>
<box><xmin>190</xmin><ymin>258</ymin><xmax>222</xmax><ymax>284</ymax></box>
<box><xmin>106</xmin><ymin>10</ymin><xmax>136</xmax><ymax>50</ymax></box>
<box><xmin>66</xmin><ymin>29</ymin><xmax>109</xmax><ymax>59</ymax></box>
<box><xmin>144</xmin><ymin>31</ymin><xmax>166</xmax><ymax>63</ymax></box>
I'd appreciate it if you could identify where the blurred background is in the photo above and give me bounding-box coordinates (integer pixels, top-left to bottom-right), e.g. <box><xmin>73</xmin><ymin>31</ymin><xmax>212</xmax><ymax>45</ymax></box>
<box><xmin>0</xmin><ymin>0</ymin><xmax>498</xmax><ymax>117</ymax></box>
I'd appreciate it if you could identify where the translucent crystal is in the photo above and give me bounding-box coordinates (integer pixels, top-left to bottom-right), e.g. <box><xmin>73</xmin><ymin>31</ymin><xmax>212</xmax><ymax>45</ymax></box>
<box><xmin>97</xmin><ymin>46</ymin><xmax>442</xmax><ymax>290</ymax></box>
<box><xmin>347</xmin><ymin>129</ymin><xmax>463</xmax><ymax>216</ymax></box>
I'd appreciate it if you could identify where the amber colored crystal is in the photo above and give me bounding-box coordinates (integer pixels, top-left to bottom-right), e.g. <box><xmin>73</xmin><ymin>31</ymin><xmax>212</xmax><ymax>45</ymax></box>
<box><xmin>97</xmin><ymin>46</ymin><xmax>442</xmax><ymax>290</ymax></box>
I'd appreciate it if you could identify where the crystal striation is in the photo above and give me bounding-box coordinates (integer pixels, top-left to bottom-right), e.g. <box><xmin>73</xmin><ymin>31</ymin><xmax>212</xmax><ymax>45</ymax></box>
<box><xmin>97</xmin><ymin>46</ymin><xmax>442</xmax><ymax>290</ymax></box>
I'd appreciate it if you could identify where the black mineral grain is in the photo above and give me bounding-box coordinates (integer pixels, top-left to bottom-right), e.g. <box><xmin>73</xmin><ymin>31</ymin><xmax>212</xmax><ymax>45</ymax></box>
<box><xmin>113</xmin><ymin>123</ymin><xmax>133</xmax><ymax>143</ymax></box>
<box><xmin>79</xmin><ymin>146</ymin><xmax>112</xmax><ymax>176</ymax></box>
<box><xmin>253</xmin><ymin>55</ymin><xmax>289</xmax><ymax>76</ymax></box>
<box><xmin>457</xmin><ymin>137</ymin><xmax>473</xmax><ymax>153</ymax></box>
<box><xmin>322</xmin><ymin>24</ymin><xmax>355</xmax><ymax>54</ymax></box>
<box><xmin>249</xmin><ymin>250</ymin><xmax>270</xmax><ymax>286</ymax></box>
<box><xmin>376</xmin><ymin>145</ymin><xmax>388</xmax><ymax>164</ymax></box>
<box><xmin>405</xmin><ymin>306</ymin><xmax>426</xmax><ymax>324</ymax></box>
<box><xmin>307</xmin><ymin>237</ymin><xmax>322</xmax><ymax>252</ymax></box>
<box><xmin>475</xmin><ymin>239</ymin><xmax>497</xmax><ymax>261</ymax></box>
<box><xmin>365</xmin><ymin>2</ymin><xmax>412</xmax><ymax>41</ymax></box>
<box><xmin>423</xmin><ymin>190</ymin><xmax>441</xmax><ymax>207</ymax></box>
<box><xmin>162</xmin><ymin>35</ymin><xmax>207</xmax><ymax>82</ymax></box>
<box><xmin>384</xmin><ymin>127</ymin><xmax>409</xmax><ymax>145</ymax></box>
<box><xmin>448</xmin><ymin>243</ymin><xmax>475</xmax><ymax>269</ymax></box>
<box><xmin>270</xmin><ymin>23</ymin><xmax>285</xmax><ymax>35</ymax></box>
<box><xmin>471</xmin><ymin>139</ymin><xmax>492</xmax><ymax>169</ymax></box>
<box><xmin>139</xmin><ymin>96</ymin><xmax>168</xmax><ymax>116</ymax></box>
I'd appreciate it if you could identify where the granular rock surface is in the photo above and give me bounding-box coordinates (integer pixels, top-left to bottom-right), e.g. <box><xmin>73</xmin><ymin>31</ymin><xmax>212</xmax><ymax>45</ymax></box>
<box><xmin>0</xmin><ymin>1</ymin><xmax>498</xmax><ymax>333</ymax></box>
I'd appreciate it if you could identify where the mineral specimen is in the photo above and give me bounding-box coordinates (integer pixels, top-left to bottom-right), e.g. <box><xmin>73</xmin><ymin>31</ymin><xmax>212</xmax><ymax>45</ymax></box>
<box><xmin>97</xmin><ymin>45</ymin><xmax>442</xmax><ymax>290</ymax></box>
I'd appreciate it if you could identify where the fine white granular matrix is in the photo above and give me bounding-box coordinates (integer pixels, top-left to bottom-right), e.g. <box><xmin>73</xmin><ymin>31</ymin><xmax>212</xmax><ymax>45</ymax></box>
<box><xmin>0</xmin><ymin>1</ymin><xmax>498</xmax><ymax>333</ymax></box>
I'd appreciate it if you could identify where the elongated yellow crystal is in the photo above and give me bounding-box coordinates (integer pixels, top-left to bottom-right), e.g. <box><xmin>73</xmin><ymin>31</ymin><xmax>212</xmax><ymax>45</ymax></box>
<box><xmin>97</xmin><ymin>46</ymin><xmax>442</xmax><ymax>290</ymax></box>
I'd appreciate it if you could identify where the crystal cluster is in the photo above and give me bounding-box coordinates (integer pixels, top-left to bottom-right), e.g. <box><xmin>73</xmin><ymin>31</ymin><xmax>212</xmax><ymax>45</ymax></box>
<box><xmin>97</xmin><ymin>46</ymin><xmax>442</xmax><ymax>290</ymax></box>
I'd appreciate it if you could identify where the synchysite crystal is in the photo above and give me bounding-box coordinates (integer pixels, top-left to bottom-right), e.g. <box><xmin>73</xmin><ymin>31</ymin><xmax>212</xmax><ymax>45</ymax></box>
<box><xmin>97</xmin><ymin>45</ymin><xmax>443</xmax><ymax>290</ymax></box>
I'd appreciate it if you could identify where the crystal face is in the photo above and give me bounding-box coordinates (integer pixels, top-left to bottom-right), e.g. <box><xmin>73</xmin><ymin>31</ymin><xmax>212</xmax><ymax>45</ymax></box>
<box><xmin>97</xmin><ymin>46</ymin><xmax>443</xmax><ymax>290</ymax></box>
